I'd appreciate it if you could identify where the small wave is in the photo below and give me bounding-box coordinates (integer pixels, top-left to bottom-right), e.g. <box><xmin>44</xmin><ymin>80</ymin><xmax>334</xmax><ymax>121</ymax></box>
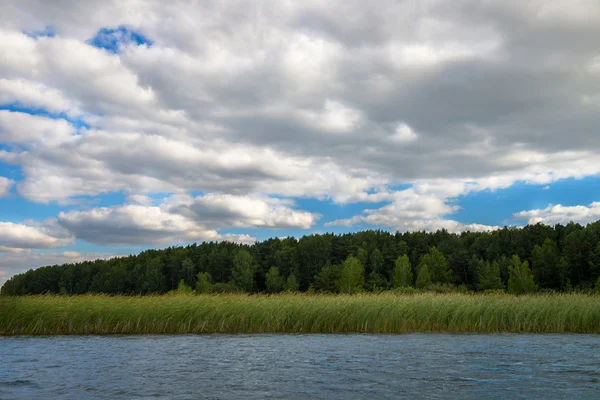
<box><xmin>0</xmin><ymin>379</ymin><xmax>39</xmax><ymax>388</ymax></box>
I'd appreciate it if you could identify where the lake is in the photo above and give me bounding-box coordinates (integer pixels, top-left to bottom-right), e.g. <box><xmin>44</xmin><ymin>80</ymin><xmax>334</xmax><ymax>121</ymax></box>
<box><xmin>1</xmin><ymin>334</ymin><xmax>599</xmax><ymax>399</ymax></box>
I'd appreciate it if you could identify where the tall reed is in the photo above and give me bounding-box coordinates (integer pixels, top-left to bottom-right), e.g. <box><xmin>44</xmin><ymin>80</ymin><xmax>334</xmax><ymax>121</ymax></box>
<box><xmin>1</xmin><ymin>292</ymin><xmax>599</xmax><ymax>335</ymax></box>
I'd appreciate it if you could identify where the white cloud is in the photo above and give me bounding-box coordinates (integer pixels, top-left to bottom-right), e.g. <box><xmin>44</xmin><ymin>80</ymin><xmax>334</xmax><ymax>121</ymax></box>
<box><xmin>325</xmin><ymin>187</ymin><xmax>499</xmax><ymax>233</ymax></box>
<box><xmin>0</xmin><ymin>2</ymin><xmax>598</xmax><ymax>208</ymax></box>
<box><xmin>299</xmin><ymin>99</ymin><xmax>364</xmax><ymax>134</ymax></box>
<box><xmin>56</xmin><ymin>193</ymin><xmax>319</xmax><ymax>246</ymax></box>
<box><xmin>57</xmin><ymin>204</ymin><xmax>229</xmax><ymax>246</ymax></box>
<box><xmin>0</xmin><ymin>110</ymin><xmax>77</xmax><ymax>146</ymax></box>
<box><xmin>514</xmin><ymin>202</ymin><xmax>600</xmax><ymax>226</ymax></box>
<box><xmin>0</xmin><ymin>78</ymin><xmax>80</xmax><ymax>116</ymax></box>
<box><xmin>0</xmin><ymin>177</ymin><xmax>14</xmax><ymax>197</ymax></box>
<box><xmin>391</xmin><ymin>123</ymin><xmax>418</xmax><ymax>143</ymax></box>
<box><xmin>171</xmin><ymin>193</ymin><xmax>320</xmax><ymax>229</ymax></box>
<box><xmin>126</xmin><ymin>194</ymin><xmax>154</xmax><ymax>206</ymax></box>
<box><xmin>0</xmin><ymin>221</ymin><xmax>74</xmax><ymax>251</ymax></box>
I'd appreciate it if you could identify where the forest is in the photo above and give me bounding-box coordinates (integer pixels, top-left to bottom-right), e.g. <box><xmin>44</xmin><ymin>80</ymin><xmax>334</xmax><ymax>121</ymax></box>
<box><xmin>2</xmin><ymin>221</ymin><xmax>600</xmax><ymax>296</ymax></box>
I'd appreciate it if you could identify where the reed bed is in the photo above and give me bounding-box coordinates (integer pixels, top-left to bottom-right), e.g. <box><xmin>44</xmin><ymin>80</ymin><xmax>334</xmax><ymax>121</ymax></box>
<box><xmin>1</xmin><ymin>292</ymin><xmax>599</xmax><ymax>335</ymax></box>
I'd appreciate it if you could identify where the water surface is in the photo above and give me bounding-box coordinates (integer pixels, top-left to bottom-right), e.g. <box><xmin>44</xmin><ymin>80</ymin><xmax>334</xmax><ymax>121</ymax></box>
<box><xmin>1</xmin><ymin>334</ymin><xmax>599</xmax><ymax>399</ymax></box>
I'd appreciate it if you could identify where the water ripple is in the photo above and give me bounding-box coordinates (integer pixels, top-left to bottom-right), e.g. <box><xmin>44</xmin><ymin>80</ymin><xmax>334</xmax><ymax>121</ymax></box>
<box><xmin>1</xmin><ymin>334</ymin><xmax>599</xmax><ymax>399</ymax></box>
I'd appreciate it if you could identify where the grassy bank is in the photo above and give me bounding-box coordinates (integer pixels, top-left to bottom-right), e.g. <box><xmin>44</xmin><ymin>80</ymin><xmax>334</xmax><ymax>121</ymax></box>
<box><xmin>1</xmin><ymin>292</ymin><xmax>600</xmax><ymax>335</ymax></box>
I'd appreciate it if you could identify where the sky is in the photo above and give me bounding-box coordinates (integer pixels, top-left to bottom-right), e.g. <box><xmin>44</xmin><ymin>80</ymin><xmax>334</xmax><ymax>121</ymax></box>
<box><xmin>1</xmin><ymin>0</ymin><xmax>600</xmax><ymax>285</ymax></box>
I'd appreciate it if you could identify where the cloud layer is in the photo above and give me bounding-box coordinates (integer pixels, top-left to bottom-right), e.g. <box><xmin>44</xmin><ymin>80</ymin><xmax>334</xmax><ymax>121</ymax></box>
<box><xmin>514</xmin><ymin>203</ymin><xmax>600</xmax><ymax>226</ymax></box>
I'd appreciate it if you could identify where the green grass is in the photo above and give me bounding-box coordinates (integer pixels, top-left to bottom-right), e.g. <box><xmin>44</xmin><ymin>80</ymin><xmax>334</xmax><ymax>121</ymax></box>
<box><xmin>1</xmin><ymin>292</ymin><xmax>600</xmax><ymax>335</ymax></box>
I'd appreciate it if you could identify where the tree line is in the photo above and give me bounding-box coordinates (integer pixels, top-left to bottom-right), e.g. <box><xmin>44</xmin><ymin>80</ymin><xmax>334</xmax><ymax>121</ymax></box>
<box><xmin>2</xmin><ymin>221</ymin><xmax>600</xmax><ymax>296</ymax></box>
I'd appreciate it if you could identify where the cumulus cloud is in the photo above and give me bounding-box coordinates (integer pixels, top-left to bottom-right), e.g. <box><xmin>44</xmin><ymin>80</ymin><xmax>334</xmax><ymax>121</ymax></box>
<box><xmin>0</xmin><ymin>177</ymin><xmax>14</xmax><ymax>197</ymax></box>
<box><xmin>171</xmin><ymin>193</ymin><xmax>320</xmax><ymax>229</ymax></box>
<box><xmin>56</xmin><ymin>204</ymin><xmax>249</xmax><ymax>246</ymax></box>
<box><xmin>0</xmin><ymin>1</ymin><xmax>598</xmax><ymax>207</ymax></box>
<box><xmin>325</xmin><ymin>188</ymin><xmax>499</xmax><ymax>232</ymax></box>
<box><xmin>0</xmin><ymin>110</ymin><xmax>77</xmax><ymax>146</ymax></box>
<box><xmin>0</xmin><ymin>221</ymin><xmax>74</xmax><ymax>252</ymax></box>
<box><xmin>56</xmin><ymin>193</ymin><xmax>319</xmax><ymax>246</ymax></box>
<box><xmin>0</xmin><ymin>78</ymin><xmax>80</xmax><ymax>116</ymax></box>
<box><xmin>514</xmin><ymin>203</ymin><xmax>600</xmax><ymax>226</ymax></box>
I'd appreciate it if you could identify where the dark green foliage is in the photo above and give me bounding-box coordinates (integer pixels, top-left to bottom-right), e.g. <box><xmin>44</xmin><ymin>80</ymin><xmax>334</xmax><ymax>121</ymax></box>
<box><xmin>312</xmin><ymin>264</ymin><xmax>342</xmax><ymax>293</ymax></box>
<box><xmin>265</xmin><ymin>267</ymin><xmax>285</xmax><ymax>293</ymax></box>
<box><xmin>369</xmin><ymin>249</ymin><xmax>384</xmax><ymax>276</ymax></box>
<box><xmin>532</xmin><ymin>239</ymin><xmax>566</xmax><ymax>289</ymax></box>
<box><xmin>144</xmin><ymin>257</ymin><xmax>167</xmax><ymax>293</ymax></box>
<box><xmin>283</xmin><ymin>274</ymin><xmax>299</xmax><ymax>292</ymax></box>
<box><xmin>176</xmin><ymin>279</ymin><xmax>193</xmax><ymax>294</ymax></box>
<box><xmin>476</xmin><ymin>261</ymin><xmax>503</xmax><ymax>291</ymax></box>
<box><xmin>394</xmin><ymin>255</ymin><xmax>413</xmax><ymax>288</ymax></box>
<box><xmin>196</xmin><ymin>272</ymin><xmax>212</xmax><ymax>294</ymax></box>
<box><xmin>366</xmin><ymin>271</ymin><xmax>388</xmax><ymax>292</ymax></box>
<box><xmin>4</xmin><ymin>222</ymin><xmax>600</xmax><ymax>296</ymax></box>
<box><xmin>211</xmin><ymin>282</ymin><xmax>238</xmax><ymax>293</ymax></box>
<box><xmin>417</xmin><ymin>247</ymin><xmax>451</xmax><ymax>284</ymax></box>
<box><xmin>181</xmin><ymin>258</ymin><xmax>196</xmax><ymax>288</ymax></box>
<box><xmin>508</xmin><ymin>256</ymin><xmax>537</xmax><ymax>294</ymax></box>
<box><xmin>589</xmin><ymin>242</ymin><xmax>600</xmax><ymax>282</ymax></box>
<box><xmin>231</xmin><ymin>250</ymin><xmax>256</xmax><ymax>292</ymax></box>
<box><xmin>415</xmin><ymin>264</ymin><xmax>432</xmax><ymax>289</ymax></box>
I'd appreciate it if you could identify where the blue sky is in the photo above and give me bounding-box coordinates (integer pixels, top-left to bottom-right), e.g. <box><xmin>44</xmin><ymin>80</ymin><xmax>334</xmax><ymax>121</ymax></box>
<box><xmin>1</xmin><ymin>1</ymin><xmax>600</xmax><ymax>283</ymax></box>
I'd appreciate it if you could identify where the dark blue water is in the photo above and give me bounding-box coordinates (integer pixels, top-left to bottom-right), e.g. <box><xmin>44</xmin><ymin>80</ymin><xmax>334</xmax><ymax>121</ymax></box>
<box><xmin>1</xmin><ymin>334</ymin><xmax>599</xmax><ymax>399</ymax></box>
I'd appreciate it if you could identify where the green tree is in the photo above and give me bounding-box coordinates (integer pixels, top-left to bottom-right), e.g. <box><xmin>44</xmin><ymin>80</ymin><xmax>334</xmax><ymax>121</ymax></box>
<box><xmin>476</xmin><ymin>261</ymin><xmax>503</xmax><ymax>291</ymax></box>
<box><xmin>394</xmin><ymin>254</ymin><xmax>413</xmax><ymax>288</ymax></box>
<box><xmin>497</xmin><ymin>255</ymin><xmax>511</xmax><ymax>285</ymax></box>
<box><xmin>370</xmin><ymin>249</ymin><xmax>384</xmax><ymax>275</ymax></box>
<box><xmin>508</xmin><ymin>255</ymin><xmax>537</xmax><ymax>294</ymax></box>
<box><xmin>397</xmin><ymin>240</ymin><xmax>409</xmax><ymax>259</ymax></box>
<box><xmin>313</xmin><ymin>264</ymin><xmax>342</xmax><ymax>293</ymax></box>
<box><xmin>595</xmin><ymin>276</ymin><xmax>600</xmax><ymax>294</ymax></box>
<box><xmin>366</xmin><ymin>271</ymin><xmax>388</xmax><ymax>292</ymax></box>
<box><xmin>231</xmin><ymin>250</ymin><xmax>256</xmax><ymax>292</ymax></box>
<box><xmin>297</xmin><ymin>235</ymin><xmax>332</xmax><ymax>290</ymax></box>
<box><xmin>531</xmin><ymin>239</ymin><xmax>565</xmax><ymax>289</ymax></box>
<box><xmin>144</xmin><ymin>257</ymin><xmax>167</xmax><ymax>293</ymax></box>
<box><xmin>176</xmin><ymin>279</ymin><xmax>193</xmax><ymax>294</ymax></box>
<box><xmin>181</xmin><ymin>257</ymin><xmax>196</xmax><ymax>288</ymax></box>
<box><xmin>415</xmin><ymin>264</ymin><xmax>432</xmax><ymax>289</ymax></box>
<box><xmin>418</xmin><ymin>247</ymin><xmax>451</xmax><ymax>284</ymax></box>
<box><xmin>105</xmin><ymin>263</ymin><xmax>128</xmax><ymax>293</ymax></box>
<box><xmin>356</xmin><ymin>248</ymin><xmax>369</xmax><ymax>269</ymax></box>
<box><xmin>265</xmin><ymin>266</ymin><xmax>285</xmax><ymax>293</ymax></box>
<box><xmin>283</xmin><ymin>274</ymin><xmax>299</xmax><ymax>292</ymax></box>
<box><xmin>338</xmin><ymin>256</ymin><xmax>365</xmax><ymax>294</ymax></box>
<box><xmin>589</xmin><ymin>242</ymin><xmax>600</xmax><ymax>282</ymax></box>
<box><xmin>196</xmin><ymin>272</ymin><xmax>212</xmax><ymax>294</ymax></box>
